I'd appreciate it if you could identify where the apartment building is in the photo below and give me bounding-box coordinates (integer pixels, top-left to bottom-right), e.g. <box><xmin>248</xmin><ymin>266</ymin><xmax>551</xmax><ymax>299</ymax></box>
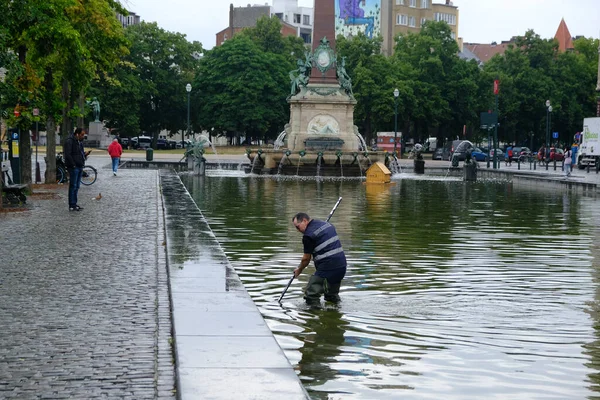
<box><xmin>216</xmin><ymin>2</ymin><xmax>313</xmax><ymax>47</ymax></box>
<box><xmin>272</xmin><ymin>0</ymin><xmax>314</xmax><ymax>44</ymax></box>
<box><xmin>381</xmin><ymin>0</ymin><xmax>459</xmax><ymax>55</ymax></box>
<box><xmin>117</xmin><ymin>11</ymin><xmax>141</xmax><ymax>29</ymax></box>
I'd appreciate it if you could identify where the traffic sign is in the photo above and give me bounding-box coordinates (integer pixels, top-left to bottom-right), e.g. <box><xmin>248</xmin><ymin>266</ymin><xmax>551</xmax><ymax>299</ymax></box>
<box><xmin>33</xmin><ymin>108</ymin><xmax>39</xmax><ymax>116</ymax></box>
<box><xmin>552</xmin><ymin>132</ymin><xmax>559</xmax><ymax>139</ymax></box>
<box><xmin>480</xmin><ymin>111</ymin><xmax>497</xmax><ymax>127</ymax></box>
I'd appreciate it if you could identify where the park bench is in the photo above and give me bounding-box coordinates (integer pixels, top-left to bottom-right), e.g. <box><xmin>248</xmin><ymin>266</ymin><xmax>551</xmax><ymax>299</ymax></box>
<box><xmin>1</xmin><ymin>151</ymin><xmax>27</xmax><ymax>205</ymax></box>
<box><xmin>2</xmin><ymin>184</ymin><xmax>27</xmax><ymax>205</ymax></box>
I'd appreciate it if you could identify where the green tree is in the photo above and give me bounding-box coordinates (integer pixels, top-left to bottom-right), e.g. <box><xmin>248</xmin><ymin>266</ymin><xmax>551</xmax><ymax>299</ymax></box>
<box><xmin>194</xmin><ymin>35</ymin><xmax>291</xmax><ymax>144</ymax></box>
<box><xmin>393</xmin><ymin>21</ymin><xmax>479</xmax><ymax>143</ymax></box>
<box><xmin>482</xmin><ymin>30</ymin><xmax>597</xmax><ymax>148</ymax></box>
<box><xmin>93</xmin><ymin>22</ymin><xmax>202</xmax><ymax>145</ymax></box>
<box><xmin>1</xmin><ymin>0</ymin><xmax>128</xmax><ymax>184</ymax></box>
<box><xmin>240</xmin><ymin>15</ymin><xmax>306</xmax><ymax>62</ymax></box>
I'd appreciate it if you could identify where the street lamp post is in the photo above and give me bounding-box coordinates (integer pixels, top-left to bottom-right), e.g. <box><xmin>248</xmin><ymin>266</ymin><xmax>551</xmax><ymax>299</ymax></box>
<box><xmin>185</xmin><ymin>83</ymin><xmax>192</xmax><ymax>148</ymax></box>
<box><xmin>393</xmin><ymin>88</ymin><xmax>399</xmax><ymax>157</ymax></box>
<box><xmin>545</xmin><ymin>100</ymin><xmax>552</xmax><ymax>150</ymax></box>
<box><xmin>33</xmin><ymin>107</ymin><xmax>40</xmax><ymax>183</ymax></box>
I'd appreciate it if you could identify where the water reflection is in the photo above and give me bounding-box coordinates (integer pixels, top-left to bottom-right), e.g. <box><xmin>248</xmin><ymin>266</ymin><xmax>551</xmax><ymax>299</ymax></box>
<box><xmin>181</xmin><ymin>173</ymin><xmax>599</xmax><ymax>399</ymax></box>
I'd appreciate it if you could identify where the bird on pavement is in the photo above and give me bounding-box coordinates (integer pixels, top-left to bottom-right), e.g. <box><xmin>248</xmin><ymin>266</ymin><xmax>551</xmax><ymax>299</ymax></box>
<box><xmin>93</xmin><ymin>193</ymin><xmax>102</xmax><ymax>201</ymax></box>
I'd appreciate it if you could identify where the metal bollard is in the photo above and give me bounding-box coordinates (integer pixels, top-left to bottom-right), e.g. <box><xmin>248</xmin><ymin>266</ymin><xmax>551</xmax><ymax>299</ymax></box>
<box><xmin>587</xmin><ymin>164</ymin><xmax>591</xmax><ymax>173</ymax></box>
<box><xmin>546</xmin><ymin>161</ymin><xmax>549</xmax><ymax>170</ymax></box>
<box><xmin>553</xmin><ymin>160</ymin><xmax>557</xmax><ymax>171</ymax></box>
<box><xmin>534</xmin><ymin>160</ymin><xmax>536</xmax><ymax>170</ymax></box>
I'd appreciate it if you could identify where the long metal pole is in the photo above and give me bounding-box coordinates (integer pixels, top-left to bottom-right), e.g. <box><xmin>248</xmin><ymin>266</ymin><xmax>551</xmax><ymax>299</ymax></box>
<box><xmin>278</xmin><ymin>197</ymin><xmax>343</xmax><ymax>303</ymax></box>
<box><xmin>185</xmin><ymin>91</ymin><xmax>190</xmax><ymax>148</ymax></box>
<box><xmin>544</xmin><ymin>107</ymin><xmax>550</xmax><ymax>148</ymax></box>
<box><xmin>35</xmin><ymin>119</ymin><xmax>39</xmax><ymax>183</ymax></box>
<box><xmin>549</xmin><ymin>111</ymin><xmax>552</xmax><ymax>147</ymax></box>
<box><xmin>394</xmin><ymin>100</ymin><xmax>398</xmax><ymax>157</ymax></box>
<box><xmin>494</xmin><ymin>91</ymin><xmax>498</xmax><ymax>169</ymax></box>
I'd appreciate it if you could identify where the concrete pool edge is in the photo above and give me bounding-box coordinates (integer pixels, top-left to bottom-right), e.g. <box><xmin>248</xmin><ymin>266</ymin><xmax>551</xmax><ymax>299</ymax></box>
<box><xmin>159</xmin><ymin>170</ymin><xmax>309</xmax><ymax>400</ymax></box>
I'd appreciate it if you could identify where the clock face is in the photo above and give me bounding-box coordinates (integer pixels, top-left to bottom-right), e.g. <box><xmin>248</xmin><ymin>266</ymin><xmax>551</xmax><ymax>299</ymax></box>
<box><xmin>317</xmin><ymin>51</ymin><xmax>331</xmax><ymax>68</ymax></box>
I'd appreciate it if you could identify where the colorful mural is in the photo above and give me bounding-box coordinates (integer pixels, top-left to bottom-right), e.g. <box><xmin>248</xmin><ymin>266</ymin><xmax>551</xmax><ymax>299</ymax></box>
<box><xmin>335</xmin><ymin>0</ymin><xmax>381</xmax><ymax>39</ymax></box>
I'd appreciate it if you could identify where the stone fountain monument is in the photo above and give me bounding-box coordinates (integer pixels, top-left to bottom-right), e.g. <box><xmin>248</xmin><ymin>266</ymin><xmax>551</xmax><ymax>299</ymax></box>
<box><xmin>247</xmin><ymin>0</ymin><xmax>385</xmax><ymax>176</ymax></box>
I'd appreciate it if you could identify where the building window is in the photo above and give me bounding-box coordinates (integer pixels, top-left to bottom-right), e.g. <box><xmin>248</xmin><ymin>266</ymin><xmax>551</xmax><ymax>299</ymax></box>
<box><xmin>434</xmin><ymin>12</ymin><xmax>456</xmax><ymax>26</ymax></box>
<box><xmin>420</xmin><ymin>17</ymin><xmax>427</xmax><ymax>27</ymax></box>
<box><xmin>275</xmin><ymin>13</ymin><xmax>283</xmax><ymax>20</ymax></box>
<box><xmin>408</xmin><ymin>16</ymin><xmax>416</xmax><ymax>27</ymax></box>
<box><xmin>294</xmin><ymin>14</ymin><xmax>301</xmax><ymax>24</ymax></box>
<box><xmin>300</xmin><ymin>32</ymin><xmax>311</xmax><ymax>44</ymax></box>
<box><xmin>396</xmin><ymin>14</ymin><xmax>408</xmax><ymax>25</ymax></box>
<box><xmin>303</xmin><ymin>15</ymin><xmax>310</xmax><ymax>25</ymax></box>
<box><xmin>409</xmin><ymin>0</ymin><xmax>416</xmax><ymax>7</ymax></box>
<box><xmin>451</xmin><ymin>32</ymin><xmax>456</xmax><ymax>39</ymax></box>
<box><xmin>420</xmin><ymin>0</ymin><xmax>428</xmax><ymax>8</ymax></box>
<box><xmin>396</xmin><ymin>0</ymin><xmax>404</xmax><ymax>5</ymax></box>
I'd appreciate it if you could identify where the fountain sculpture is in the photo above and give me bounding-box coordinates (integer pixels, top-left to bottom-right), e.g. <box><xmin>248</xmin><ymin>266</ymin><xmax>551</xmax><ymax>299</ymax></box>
<box><xmin>246</xmin><ymin>0</ymin><xmax>387</xmax><ymax>177</ymax></box>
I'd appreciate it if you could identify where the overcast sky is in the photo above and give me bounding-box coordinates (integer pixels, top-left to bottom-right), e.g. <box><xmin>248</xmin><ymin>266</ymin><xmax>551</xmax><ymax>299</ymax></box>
<box><xmin>126</xmin><ymin>0</ymin><xmax>600</xmax><ymax>50</ymax></box>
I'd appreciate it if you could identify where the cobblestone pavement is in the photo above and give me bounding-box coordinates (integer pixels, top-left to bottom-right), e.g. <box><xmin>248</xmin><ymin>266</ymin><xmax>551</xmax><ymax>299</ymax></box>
<box><xmin>0</xmin><ymin>159</ymin><xmax>175</xmax><ymax>399</ymax></box>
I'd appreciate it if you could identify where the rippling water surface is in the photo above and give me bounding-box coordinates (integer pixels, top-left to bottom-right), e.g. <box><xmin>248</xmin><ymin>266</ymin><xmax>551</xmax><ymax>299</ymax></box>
<box><xmin>182</xmin><ymin>172</ymin><xmax>600</xmax><ymax>399</ymax></box>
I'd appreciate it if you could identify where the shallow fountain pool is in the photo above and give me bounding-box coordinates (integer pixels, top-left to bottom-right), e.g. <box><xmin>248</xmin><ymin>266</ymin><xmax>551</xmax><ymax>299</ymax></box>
<box><xmin>181</xmin><ymin>173</ymin><xmax>600</xmax><ymax>399</ymax></box>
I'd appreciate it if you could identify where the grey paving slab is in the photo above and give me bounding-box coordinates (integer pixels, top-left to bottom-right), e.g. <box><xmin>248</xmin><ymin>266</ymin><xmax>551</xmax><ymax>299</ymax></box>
<box><xmin>172</xmin><ymin>292</ymin><xmax>257</xmax><ymax>312</ymax></box>
<box><xmin>170</xmin><ymin>276</ymin><xmax>227</xmax><ymax>293</ymax></box>
<box><xmin>178</xmin><ymin>368</ymin><xmax>307</xmax><ymax>400</ymax></box>
<box><xmin>169</xmin><ymin>261</ymin><xmax>228</xmax><ymax>278</ymax></box>
<box><xmin>173</xmin><ymin>310</ymin><xmax>273</xmax><ymax>336</ymax></box>
<box><xmin>176</xmin><ymin>336</ymin><xmax>293</xmax><ymax>368</ymax></box>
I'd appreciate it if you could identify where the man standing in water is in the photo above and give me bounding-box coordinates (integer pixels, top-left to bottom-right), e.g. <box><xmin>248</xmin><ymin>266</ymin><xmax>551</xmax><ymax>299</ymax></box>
<box><xmin>292</xmin><ymin>212</ymin><xmax>347</xmax><ymax>305</ymax></box>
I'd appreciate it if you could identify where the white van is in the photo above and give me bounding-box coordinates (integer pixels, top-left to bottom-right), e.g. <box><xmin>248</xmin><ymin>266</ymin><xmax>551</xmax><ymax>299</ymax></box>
<box><xmin>424</xmin><ymin>137</ymin><xmax>437</xmax><ymax>152</ymax></box>
<box><xmin>130</xmin><ymin>136</ymin><xmax>152</xmax><ymax>149</ymax></box>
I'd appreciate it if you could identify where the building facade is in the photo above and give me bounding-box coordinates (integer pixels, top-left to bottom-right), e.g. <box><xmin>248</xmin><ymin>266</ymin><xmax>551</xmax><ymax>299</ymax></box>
<box><xmin>116</xmin><ymin>11</ymin><xmax>141</xmax><ymax>29</ymax></box>
<box><xmin>272</xmin><ymin>0</ymin><xmax>314</xmax><ymax>44</ymax></box>
<box><xmin>216</xmin><ymin>2</ymin><xmax>313</xmax><ymax>47</ymax></box>
<box><xmin>381</xmin><ymin>0</ymin><xmax>459</xmax><ymax>55</ymax></box>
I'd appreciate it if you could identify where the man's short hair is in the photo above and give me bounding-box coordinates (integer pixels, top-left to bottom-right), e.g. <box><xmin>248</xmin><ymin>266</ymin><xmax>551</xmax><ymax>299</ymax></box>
<box><xmin>74</xmin><ymin>128</ymin><xmax>85</xmax><ymax>136</ymax></box>
<box><xmin>293</xmin><ymin>212</ymin><xmax>310</xmax><ymax>223</ymax></box>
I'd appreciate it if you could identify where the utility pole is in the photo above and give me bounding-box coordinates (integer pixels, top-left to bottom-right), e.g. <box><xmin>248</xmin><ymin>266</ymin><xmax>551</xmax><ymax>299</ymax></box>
<box><xmin>494</xmin><ymin>78</ymin><xmax>500</xmax><ymax>169</ymax></box>
<box><xmin>596</xmin><ymin>41</ymin><xmax>600</xmax><ymax>117</ymax></box>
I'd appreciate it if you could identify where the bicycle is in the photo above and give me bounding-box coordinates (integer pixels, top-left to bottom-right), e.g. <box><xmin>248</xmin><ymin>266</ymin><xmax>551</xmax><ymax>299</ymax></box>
<box><xmin>56</xmin><ymin>153</ymin><xmax>97</xmax><ymax>185</ymax></box>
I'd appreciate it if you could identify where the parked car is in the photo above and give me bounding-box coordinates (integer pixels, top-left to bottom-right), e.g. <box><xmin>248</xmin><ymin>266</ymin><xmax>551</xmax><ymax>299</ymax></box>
<box><xmin>432</xmin><ymin>147</ymin><xmax>443</xmax><ymax>160</ymax></box>
<box><xmin>156</xmin><ymin>138</ymin><xmax>168</xmax><ymax>150</ymax></box>
<box><xmin>450</xmin><ymin>140</ymin><xmax>474</xmax><ymax>161</ymax></box>
<box><xmin>490</xmin><ymin>149</ymin><xmax>504</xmax><ymax>160</ymax></box>
<box><xmin>471</xmin><ymin>147</ymin><xmax>488</xmax><ymax>162</ymax></box>
<box><xmin>510</xmin><ymin>147</ymin><xmax>531</xmax><ymax>161</ymax></box>
<box><xmin>131</xmin><ymin>136</ymin><xmax>152</xmax><ymax>149</ymax></box>
<box><xmin>549</xmin><ymin>147</ymin><xmax>564</xmax><ymax>162</ymax></box>
<box><xmin>176</xmin><ymin>139</ymin><xmax>192</xmax><ymax>149</ymax></box>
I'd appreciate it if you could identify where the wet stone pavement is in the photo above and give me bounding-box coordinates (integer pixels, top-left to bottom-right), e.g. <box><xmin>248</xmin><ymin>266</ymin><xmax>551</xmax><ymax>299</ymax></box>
<box><xmin>0</xmin><ymin>160</ymin><xmax>175</xmax><ymax>399</ymax></box>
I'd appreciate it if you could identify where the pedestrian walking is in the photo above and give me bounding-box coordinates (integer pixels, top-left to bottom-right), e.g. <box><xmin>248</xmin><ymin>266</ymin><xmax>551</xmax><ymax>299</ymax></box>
<box><xmin>506</xmin><ymin>146</ymin><xmax>513</xmax><ymax>166</ymax></box>
<box><xmin>64</xmin><ymin>128</ymin><xmax>87</xmax><ymax>211</ymax></box>
<box><xmin>564</xmin><ymin>147</ymin><xmax>572</xmax><ymax>177</ymax></box>
<box><xmin>107</xmin><ymin>138</ymin><xmax>123</xmax><ymax>176</ymax></box>
<box><xmin>292</xmin><ymin>212</ymin><xmax>347</xmax><ymax>305</ymax></box>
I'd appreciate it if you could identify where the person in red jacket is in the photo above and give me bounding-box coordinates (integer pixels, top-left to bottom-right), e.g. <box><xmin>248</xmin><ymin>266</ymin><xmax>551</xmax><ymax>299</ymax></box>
<box><xmin>107</xmin><ymin>138</ymin><xmax>123</xmax><ymax>176</ymax></box>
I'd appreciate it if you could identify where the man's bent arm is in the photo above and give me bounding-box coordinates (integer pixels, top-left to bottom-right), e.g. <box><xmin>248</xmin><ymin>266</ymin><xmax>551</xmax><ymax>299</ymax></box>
<box><xmin>294</xmin><ymin>254</ymin><xmax>312</xmax><ymax>278</ymax></box>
